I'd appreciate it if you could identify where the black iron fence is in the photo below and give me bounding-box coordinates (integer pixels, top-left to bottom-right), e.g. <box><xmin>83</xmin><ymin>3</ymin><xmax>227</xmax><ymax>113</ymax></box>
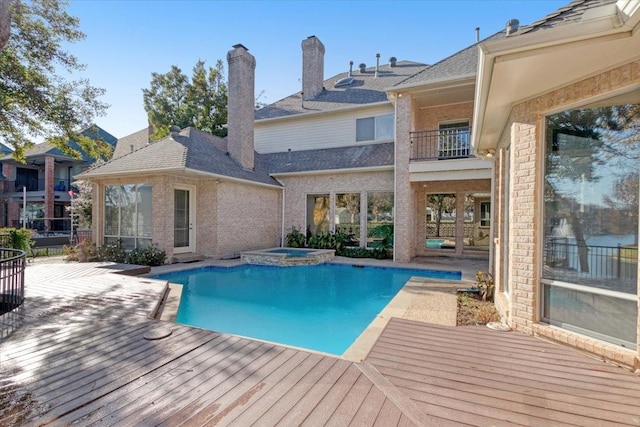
<box><xmin>410</xmin><ymin>127</ymin><xmax>472</xmax><ymax>160</ymax></box>
<box><xmin>544</xmin><ymin>237</ymin><xmax>638</xmax><ymax>281</ymax></box>
<box><xmin>0</xmin><ymin>248</ymin><xmax>26</xmax><ymax>316</ymax></box>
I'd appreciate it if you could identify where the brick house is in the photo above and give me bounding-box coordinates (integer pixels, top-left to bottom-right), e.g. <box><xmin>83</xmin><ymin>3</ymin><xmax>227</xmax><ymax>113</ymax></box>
<box><xmin>473</xmin><ymin>0</ymin><xmax>640</xmax><ymax>368</ymax></box>
<box><xmin>80</xmin><ymin>0</ymin><xmax>640</xmax><ymax>368</ymax></box>
<box><xmin>0</xmin><ymin>125</ymin><xmax>116</xmax><ymax>233</ymax></box>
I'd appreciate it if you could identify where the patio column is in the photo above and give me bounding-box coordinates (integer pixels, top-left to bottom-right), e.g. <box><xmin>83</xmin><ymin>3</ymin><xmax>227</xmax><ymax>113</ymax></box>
<box><xmin>455</xmin><ymin>192</ymin><xmax>464</xmax><ymax>256</ymax></box>
<box><xmin>44</xmin><ymin>156</ymin><xmax>54</xmax><ymax>232</ymax></box>
<box><xmin>394</xmin><ymin>93</ymin><xmax>412</xmax><ymax>262</ymax></box>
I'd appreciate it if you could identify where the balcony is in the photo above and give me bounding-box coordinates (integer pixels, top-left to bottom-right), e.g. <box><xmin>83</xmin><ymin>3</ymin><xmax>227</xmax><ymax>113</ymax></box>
<box><xmin>410</xmin><ymin>127</ymin><xmax>472</xmax><ymax>160</ymax></box>
<box><xmin>6</xmin><ymin>179</ymin><xmax>73</xmax><ymax>193</ymax></box>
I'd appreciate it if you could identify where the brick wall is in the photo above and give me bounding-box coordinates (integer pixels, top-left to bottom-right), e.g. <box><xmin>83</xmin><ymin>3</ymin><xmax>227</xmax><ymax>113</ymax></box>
<box><xmin>497</xmin><ymin>60</ymin><xmax>640</xmax><ymax>366</ymax></box>
<box><xmin>277</xmin><ymin>170</ymin><xmax>393</xmax><ymax>247</ymax></box>
<box><xmin>415</xmin><ymin>102</ymin><xmax>473</xmax><ymax>130</ymax></box>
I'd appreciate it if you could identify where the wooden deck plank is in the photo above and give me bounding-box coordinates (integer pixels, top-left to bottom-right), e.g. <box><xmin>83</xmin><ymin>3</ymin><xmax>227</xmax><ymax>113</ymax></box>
<box><xmin>51</xmin><ymin>332</ymin><xmax>244</xmax><ymax>426</ymax></box>
<box><xmin>371</xmin><ymin>398</ymin><xmax>403</xmax><ymax>427</ymax></box>
<box><xmin>367</xmin><ymin>318</ymin><xmax>640</xmax><ymax>427</ymax></box>
<box><xmin>217</xmin><ymin>352</ymin><xmax>326</xmax><ymax>426</ymax></box>
<box><xmin>102</xmin><ymin>339</ymin><xmax>274</xmax><ymax>426</ymax></box>
<box><xmin>193</xmin><ymin>350</ymin><xmax>314</xmax><ymax>427</ymax></box>
<box><xmin>275</xmin><ymin>359</ymin><xmax>352</xmax><ymax>426</ymax></box>
<box><xmin>242</xmin><ymin>356</ymin><xmax>343</xmax><ymax>426</ymax></box>
<box><xmin>152</xmin><ymin>347</ymin><xmax>298</xmax><ymax>426</ymax></box>
<box><xmin>371</xmin><ymin>354</ymin><xmax>640</xmax><ymax>418</ymax></box>
<box><xmin>347</xmin><ymin>383</ymin><xmax>386</xmax><ymax>426</ymax></box>
<box><xmin>324</xmin><ymin>372</ymin><xmax>373</xmax><ymax>426</ymax></box>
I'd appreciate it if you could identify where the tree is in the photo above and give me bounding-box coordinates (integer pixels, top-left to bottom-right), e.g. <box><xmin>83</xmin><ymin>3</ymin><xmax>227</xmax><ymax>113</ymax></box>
<box><xmin>143</xmin><ymin>59</ymin><xmax>228</xmax><ymax>141</ymax></box>
<box><xmin>66</xmin><ymin>180</ymin><xmax>93</xmax><ymax>227</ymax></box>
<box><xmin>0</xmin><ymin>0</ymin><xmax>111</xmax><ymax>162</ymax></box>
<box><xmin>0</xmin><ymin>0</ymin><xmax>9</xmax><ymax>52</ymax></box>
<box><xmin>427</xmin><ymin>194</ymin><xmax>455</xmax><ymax>237</ymax></box>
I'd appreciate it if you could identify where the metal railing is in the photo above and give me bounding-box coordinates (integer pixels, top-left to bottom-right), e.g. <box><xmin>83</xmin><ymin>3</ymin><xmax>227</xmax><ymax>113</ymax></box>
<box><xmin>544</xmin><ymin>237</ymin><xmax>638</xmax><ymax>281</ymax></box>
<box><xmin>0</xmin><ymin>249</ymin><xmax>27</xmax><ymax>337</ymax></box>
<box><xmin>410</xmin><ymin>127</ymin><xmax>472</xmax><ymax>160</ymax></box>
<box><xmin>6</xmin><ymin>178</ymin><xmax>73</xmax><ymax>192</ymax></box>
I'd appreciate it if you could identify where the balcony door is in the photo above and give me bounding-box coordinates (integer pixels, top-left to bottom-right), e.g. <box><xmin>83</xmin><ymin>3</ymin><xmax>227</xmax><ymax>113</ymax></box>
<box><xmin>438</xmin><ymin>121</ymin><xmax>470</xmax><ymax>158</ymax></box>
<box><xmin>174</xmin><ymin>186</ymin><xmax>195</xmax><ymax>254</ymax></box>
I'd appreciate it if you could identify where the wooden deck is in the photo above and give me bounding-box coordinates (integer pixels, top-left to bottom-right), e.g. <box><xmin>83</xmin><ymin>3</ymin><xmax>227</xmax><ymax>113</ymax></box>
<box><xmin>1</xmin><ymin>262</ymin><xmax>639</xmax><ymax>426</ymax></box>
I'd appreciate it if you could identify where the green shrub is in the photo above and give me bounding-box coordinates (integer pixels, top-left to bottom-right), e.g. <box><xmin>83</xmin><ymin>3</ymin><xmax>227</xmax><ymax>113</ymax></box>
<box><xmin>0</xmin><ymin>228</ymin><xmax>34</xmax><ymax>252</ymax></box>
<box><xmin>127</xmin><ymin>244</ymin><xmax>166</xmax><ymax>266</ymax></box>
<box><xmin>285</xmin><ymin>227</ymin><xmax>306</xmax><ymax>248</ymax></box>
<box><xmin>98</xmin><ymin>244</ymin><xmax>127</xmax><ymax>263</ymax></box>
<box><xmin>337</xmin><ymin>247</ymin><xmax>388</xmax><ymax>259</ymax></box>
<box><xmin>367</xmin><ymin>224</ymin><xmax>394</xmax><ymax>250</ymax></box>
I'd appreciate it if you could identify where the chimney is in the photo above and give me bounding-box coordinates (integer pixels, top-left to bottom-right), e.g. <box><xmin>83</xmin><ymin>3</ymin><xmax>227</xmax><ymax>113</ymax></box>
<box><xmin>505</xmin><ymin>19</ymin><xmax>519</xmax><ymax>36</ymax></box>
<box><xmin>301</xmin><ymin>35</ymin><xmax>325</xmax><ymax>100</ymax></box>
<box><xmin>227</xmin><ymin>43</ymin><xmax>256</xmax><ymax>170</ymax></box>
<box><xmin>375</xmin><ymin>53</ymin><xmax>380</xmax><ymax>77</ymax></box>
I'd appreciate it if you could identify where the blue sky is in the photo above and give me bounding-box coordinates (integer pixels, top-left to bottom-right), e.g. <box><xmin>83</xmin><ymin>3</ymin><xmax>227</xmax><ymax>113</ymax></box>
<box><xmin>66</xmin><ymin>0</ymin><xmax>568</xmax><ymax>139</ymax></box>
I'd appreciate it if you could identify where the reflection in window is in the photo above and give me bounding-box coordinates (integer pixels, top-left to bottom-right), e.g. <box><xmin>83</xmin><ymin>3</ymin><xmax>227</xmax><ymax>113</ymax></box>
<box><xmin>543</xmin><ymin>99</ymin><xmax>639</xmax><ymax>346</ymax></box>
<box><xmin>104</xmin><ymin>184</ymin><xmax>153</xmax><ymax>250</ymax></box>
<box><xmin>306</xmin><ymin>194</ymin><xmax>330</xmax><ymax>236</ymax></box>
<box><xmin>367</xmin><ymin>192</ymin><xmax>394</xmax><ymax>248</ymax></box>
<box><xmin>425</xmin><ymin>194</ymin><xmax>455</xmax><ymax>250</ymax></box>
<box><xmin>335</xmin><ymin>193</ymin><xmax>360</xmax><ymax>245</ymax></box>
<box><xmin>356</xmin><ymin>114</ymin><xmax>393</xmax><ymax>142</ymax></box>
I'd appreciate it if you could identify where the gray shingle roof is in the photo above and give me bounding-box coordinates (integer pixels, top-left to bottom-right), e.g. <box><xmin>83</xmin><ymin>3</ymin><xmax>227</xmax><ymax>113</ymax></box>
<box><xmin>80</xmin><ymin>127</ymin><xmax>279</xmax><ymax>186</ymax></box>
<box><xmin>259</xmin><ymin>143</ymin><xmax>394</xmax><ymax>175</ymax></box>
<box><xmin>396</xmin><ymin>32</ymin><xmax>505</xmax><ymax>87</ymax></box>
<box><xmin>0</xmin><ymin>125</ymin><xmax>117</xmax><ymax>163</ymax></box>
<box><xmin>517</xmin><ymin>0</ymin><xmax>618</xmax><ymax>35</ymax></box>
<box><xmin>112</xmin><ymin>128</ymin><xmax>150</xmax><ymax>159</ymax></box>
<box><xmin>255</xmin><ymin>61</ymin><xmax>428</xmax><ymax>120</ymax></box>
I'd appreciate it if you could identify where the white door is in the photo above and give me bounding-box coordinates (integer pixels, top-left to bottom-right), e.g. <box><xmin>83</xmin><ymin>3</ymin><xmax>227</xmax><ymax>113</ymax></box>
<box><xmin>174</xmin><ymin>187</ymin><xmax>195</xmax><ymax>254</ymax></box>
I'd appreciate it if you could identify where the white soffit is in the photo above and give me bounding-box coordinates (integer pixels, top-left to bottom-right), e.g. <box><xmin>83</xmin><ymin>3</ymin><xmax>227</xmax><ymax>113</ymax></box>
<box><xmin>474</xmin><ymin>1</ymin><xmax>640</xmax><ymax>152</ymax></box>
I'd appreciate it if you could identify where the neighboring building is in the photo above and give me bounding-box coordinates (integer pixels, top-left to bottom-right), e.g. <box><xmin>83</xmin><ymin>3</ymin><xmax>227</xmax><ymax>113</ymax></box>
<box><xmin>0</xmin><ymin>126</ymin><xmax>116</xmax><ymax>232</ymax></box>
<box><xmin>473</xmin><ymin>0</ymin><xmax>640</xmax><ymax>369</ymax></box>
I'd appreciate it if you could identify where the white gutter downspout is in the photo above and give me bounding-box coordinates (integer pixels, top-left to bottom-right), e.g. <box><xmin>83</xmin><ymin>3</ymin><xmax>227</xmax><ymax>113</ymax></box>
<box><xmin>272</xmin><ymin>177</ymin><xmax>286</xmax><ymax>247</ymax></box>
<box><xmin>392</xmin><ymin>94</ymin><xmax>398</xmax><ymax>263</ymax></box>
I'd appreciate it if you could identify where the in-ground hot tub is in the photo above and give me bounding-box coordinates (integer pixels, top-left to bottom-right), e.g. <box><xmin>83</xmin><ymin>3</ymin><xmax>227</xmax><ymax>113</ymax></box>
<box><xmin>240</xmin><ymin>247</ymin><xmax>335</xmax><ymax>266</ymax></box>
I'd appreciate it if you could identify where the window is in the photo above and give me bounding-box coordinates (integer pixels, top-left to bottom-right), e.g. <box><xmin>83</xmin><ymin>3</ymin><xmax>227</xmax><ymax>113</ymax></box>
<box><xmin>104</xmin><ymin>184</ymin><xmax>152</xmax><ymax>250</ymax></box>
<box><xmin>543</xmin><ymin>96</ymin><xmax>639</xmax><ymax>347</ymax></box>
<box><xmin>306</xmin><ymin>194</ymin><xmax>330</xmax><ymax>236</ymax></box>
<box><xmin>335</xmin><ymin>193</ymin><xmax>360</xmax><ymax>244</ymax></box>
<box><xmin>480</xmin><ymin>202</ymin><xmax>490</xmax><ymax>227</ymax></box>
<box><xmin>367</xmin><ymin>192</ymin><xmax>394</xmax><ymax>248</ymax></box>
<box><xmin>356</xmin><ymin>114</ymin><xmax>393</xmax><ymax>142</ymax></box>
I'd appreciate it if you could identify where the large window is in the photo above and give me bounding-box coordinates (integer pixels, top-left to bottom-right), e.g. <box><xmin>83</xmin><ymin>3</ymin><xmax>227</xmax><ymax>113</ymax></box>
<box><xmin>367</xmin><ymin>192</ymin><xmax>394</xmax><ymax>248</ymax></box>
<box><xmin>356</xmin><ymin>114</ymin><xmax>393</xmax><ymax>142</ymax></box>
<box><xmin>306</xmin><ymin>194</ymin><xmax>330</xmax><ymax>236</ymax></box>
<box><xmin>104</xmin><ymin>184</ymin><xmax>152</xmax><ymax>250</ymax></box>
<box><xmin>543</xmin><ymin>96</ymin><xmax>639</xmax><ymax>347</ymax></box>
<box><xmin>335</xmin><ymin>193</ymin><xmax>360</xmax><ymax>241</ymax></box>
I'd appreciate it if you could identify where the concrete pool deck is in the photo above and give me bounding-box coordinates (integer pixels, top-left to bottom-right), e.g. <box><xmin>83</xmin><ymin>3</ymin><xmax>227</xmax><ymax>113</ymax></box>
<box><xmin>146</xmin><ymin>255</ymin><xmax>484</xmax><ymax>361</ymax></box>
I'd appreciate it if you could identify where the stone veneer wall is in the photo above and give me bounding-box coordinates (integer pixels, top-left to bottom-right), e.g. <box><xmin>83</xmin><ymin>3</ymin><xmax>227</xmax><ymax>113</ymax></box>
<box><xmin>497</xmin><ymin>60</ymin><xmax>640</xmax><ymax>369</ymax></box>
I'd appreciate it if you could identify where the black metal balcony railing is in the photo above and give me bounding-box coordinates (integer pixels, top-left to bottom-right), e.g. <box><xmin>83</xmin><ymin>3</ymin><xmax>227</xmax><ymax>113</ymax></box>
<box><xmin>7</xmin><ymin>179</ymin><xmax>73</xmax><ymax>192</ymax></box>
<box><xmin>410</xmin><ymin>127</ymin><xmax>472</xmax><ymax>160</ymax></box>
<box><xmin>544</xmin><ymin>237</ymin><xmax>638</xmax><ymax>283</ymax></box>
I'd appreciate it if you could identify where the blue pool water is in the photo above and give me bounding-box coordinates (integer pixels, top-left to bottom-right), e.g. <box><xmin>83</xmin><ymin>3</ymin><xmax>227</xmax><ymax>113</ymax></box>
<box><xmin>154</xmin><ymin>264</ymin><xmax>460</xmax><ymax>355</ymax></box>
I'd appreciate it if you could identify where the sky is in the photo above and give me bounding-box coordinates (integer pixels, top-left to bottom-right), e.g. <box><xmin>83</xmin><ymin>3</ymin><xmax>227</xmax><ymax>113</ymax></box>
<box><xmin>64</xmin><ymin>0</ymin><xmax>569</xmax><ymax>139</ymax></box>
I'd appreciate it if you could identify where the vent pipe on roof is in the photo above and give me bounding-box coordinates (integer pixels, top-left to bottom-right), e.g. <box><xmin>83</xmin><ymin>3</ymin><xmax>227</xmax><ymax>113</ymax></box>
<box><xmin>349</xmin><ymin>61</ymin><xmax>353</xmax><ymax>77</ymax></box>
<box><xmin>389</xmin><ymin>56</ymin><xmax>397</xmax><ymax>67</ymax></box>
<box><xmin>169</xmin><ymin>125</ymin><xmax>180</xmax><ymax>138</ymax></box>
<box><xmin>505</xmin><ymin>19</ymin><xmax>519</xmax><ymax>36</ymax></box>
<box><xmin>475</xmin><ymin>27</ymin><xmax>480</xmax><ymax>43</ymax></box>
<box><xmin>375</xmin><ymin>53</ymin><xmax>380</xmax><ymax>77</ymax></box>
<box><xmin>359</xmin><ymin>63</ymin><xmax>366</xmax><ymax>73</ymax></box>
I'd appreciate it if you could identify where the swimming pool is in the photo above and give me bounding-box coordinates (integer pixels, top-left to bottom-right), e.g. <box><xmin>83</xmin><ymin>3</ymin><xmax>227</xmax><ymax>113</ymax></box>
<box><xmin>154</xmin><ymin>263</ymin><xmax>461</xmax><ymax>355</ymax></box>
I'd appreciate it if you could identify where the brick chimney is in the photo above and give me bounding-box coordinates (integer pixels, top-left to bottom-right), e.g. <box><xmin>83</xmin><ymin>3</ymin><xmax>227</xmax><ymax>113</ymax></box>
<box><xmin>301</xmin><ymin>36</ymin><xmax>324</xmax><ymax>100</ymax></box>
<box><xmin>227</xmin><ymin>43</ymin><xmax>256</xmax><ymax>170</ymax></box>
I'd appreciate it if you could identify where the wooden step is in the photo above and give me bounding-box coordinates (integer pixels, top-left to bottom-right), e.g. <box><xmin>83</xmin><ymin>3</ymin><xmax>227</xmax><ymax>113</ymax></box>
<box><xmin>171</xmin><ymin>253</ymin><xmax>205</xmax><ymax>264</ymax></box>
